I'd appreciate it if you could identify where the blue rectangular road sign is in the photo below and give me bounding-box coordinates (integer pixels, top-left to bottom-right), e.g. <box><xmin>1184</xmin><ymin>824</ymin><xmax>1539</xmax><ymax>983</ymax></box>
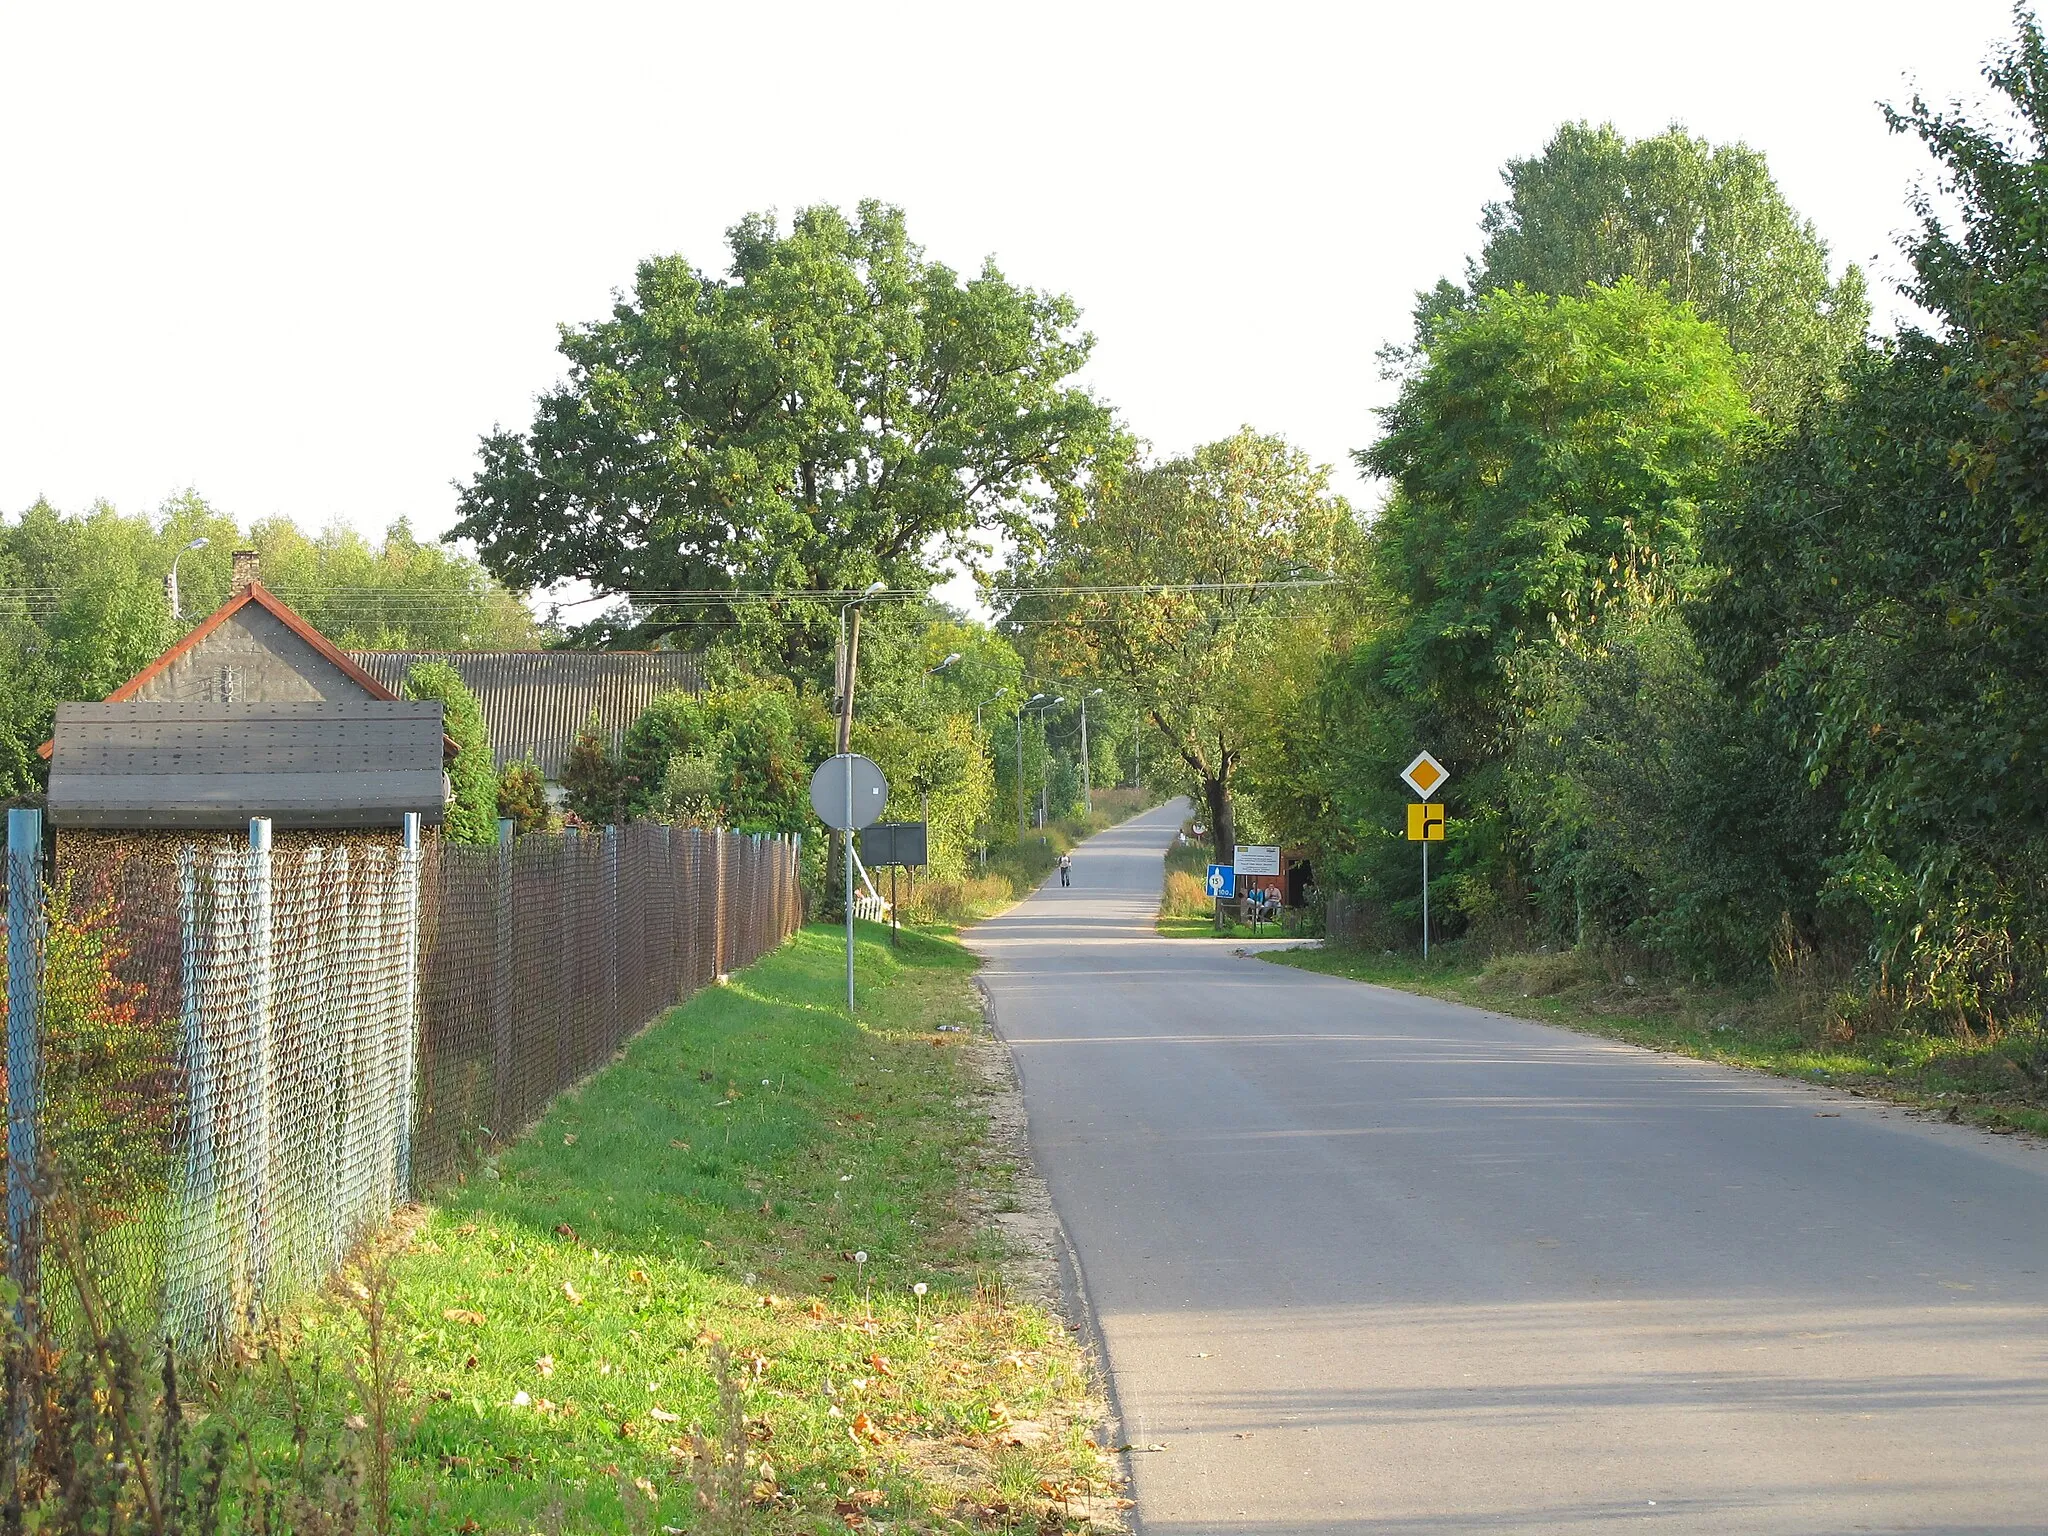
<box><xmin>1205</xmin><ymin>864</ymin><xmax>1235</xmax><ymax>899</ymax></box>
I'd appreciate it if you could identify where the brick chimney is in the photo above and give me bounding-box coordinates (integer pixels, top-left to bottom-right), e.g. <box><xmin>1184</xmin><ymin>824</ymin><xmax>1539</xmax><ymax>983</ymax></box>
<box><xmin>231</xmin><ymin>549</ymin><xmax>260</xmax><ymax>594</ymax></box>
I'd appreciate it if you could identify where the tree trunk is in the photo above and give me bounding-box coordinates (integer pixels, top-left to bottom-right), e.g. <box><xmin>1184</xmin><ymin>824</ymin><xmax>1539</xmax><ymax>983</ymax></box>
<box><xmin>1204</xmin><ymin>777</ymin><xmax>1235</xmax><ymax>863</ymax></box>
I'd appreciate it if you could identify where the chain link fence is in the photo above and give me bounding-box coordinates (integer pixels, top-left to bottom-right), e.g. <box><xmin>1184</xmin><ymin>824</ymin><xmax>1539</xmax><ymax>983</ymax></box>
<box><xmin>2</xmin><ymin>816</ymin><xmax>802</xmax><ymax>1350</ymax></box>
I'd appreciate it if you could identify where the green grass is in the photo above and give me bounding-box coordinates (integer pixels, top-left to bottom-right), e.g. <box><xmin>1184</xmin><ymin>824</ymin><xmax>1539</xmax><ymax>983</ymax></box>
<box><xmin>1154</xmin><ymin>915</ymin><xmax>1300</xmax><ymax>940</ymax></box>
<box><xmin>273</xmin><ymin>923</ymin><xmax>1115</xmax><ymax>1532</ymax></box>
<box><xmin>1264</xmin><ymin>943</ymin><xmax>2048</xmax><ymax>1139</ymax></box>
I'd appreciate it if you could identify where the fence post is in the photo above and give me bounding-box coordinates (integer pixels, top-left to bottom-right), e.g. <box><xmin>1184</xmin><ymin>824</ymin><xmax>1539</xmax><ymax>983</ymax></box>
<box><xmin>6</xmin><ymin>807</ymin><xmax>45</xmax><ymax>1360</ymax></box>
<box><xmin>714</xmin><ymin>830</ymin><xmax>728</xmax><ymax>980</ymax></box>
<box><xmin>246</xmin><ymin>816</ymin><xmax>273</xmax><ymax>1325</ymax></box>
<box><xmin>397</xmin><ymin>813</ymin><xmax>421</xmax><ymax>1197</ymax></box>
<box><xmin>492</xmin><ymin>818</ymin><xmax>513</xmax><ymax>1139</ymax></box>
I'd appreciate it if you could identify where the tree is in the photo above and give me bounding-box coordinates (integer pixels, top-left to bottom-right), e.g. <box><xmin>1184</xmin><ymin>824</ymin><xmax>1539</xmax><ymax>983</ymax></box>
<box><xmin>1695</xmin><ymin>11</ymin><xmax>2048</xmax><ymax>1017</ymax></box>
<box><xmin>1363</xmin><ymin>280</ymin><xmax>1753</xmax><ymax>734</ymax></box>
<box><xmin>1011</xmin><ymin>429</ymin><xmax>1358</xmax><ymax>861</ymax></box>
<box><xmin>560</xmin><ymin>711</ymin><xmax>624</xmax><ymax>826</ymax></box>
<box><xmin>251</xmin><ymin>517</ymin><xmax>539</xmax><ymax>650</ymax></box>
<box><xmin>617</xmin><ymin>682</ymin><xmax>834</xmax><ymax>836</ymax></box>
<box><xmin>1420</xmin><ymin>122</ymin><xmax>1868</xmax><ymax>422</ymax></box>
<box><xmin>451</xmin><ymin>201</ymin><xmax>1113</xmax><ymax>672</ymax></box>
<box><xmin>403</xmin><ymin>661</ymin><xmax>497</xmax><ymax>845</ymax></box>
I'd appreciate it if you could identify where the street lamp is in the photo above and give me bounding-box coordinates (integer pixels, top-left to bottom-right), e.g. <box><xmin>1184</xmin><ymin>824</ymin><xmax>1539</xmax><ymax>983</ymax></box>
<box><xmin>928</xmin><ymin>652</ymin><xmax>962</xmax><ymax>676</ymax></box>
<box><xmin>165</xmin><ymin>536</ymin><xmax>208</xmax><ymax>622</ymax></box>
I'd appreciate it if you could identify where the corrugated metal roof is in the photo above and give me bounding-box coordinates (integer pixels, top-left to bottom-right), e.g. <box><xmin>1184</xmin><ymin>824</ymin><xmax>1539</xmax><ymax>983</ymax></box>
<box><xmin>48</xmin><ymin>700</ymin><xmax>449</xmax><ymax>829</ymax></box>
<box><xmin>348</xmin><ymin>651</ymin><xmax>704</xmax><ymax>775</ymax></box>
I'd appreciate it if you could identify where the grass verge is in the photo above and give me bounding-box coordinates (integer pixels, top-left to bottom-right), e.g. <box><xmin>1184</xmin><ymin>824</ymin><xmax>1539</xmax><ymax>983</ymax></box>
<box><xmin>278</xmin><ymin>923</ymin><xmax>1119</xmax><ymax>1532</ymax></box>
<box><xmin>1264</xmin><ymin>943</ymin><xmax>2048</xmax><ymax>1139</ymax></box>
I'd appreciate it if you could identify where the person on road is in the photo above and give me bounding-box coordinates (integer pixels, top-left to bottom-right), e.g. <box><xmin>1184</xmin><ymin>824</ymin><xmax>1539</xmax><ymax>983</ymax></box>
<box><xmin>1058</xmin><ymin>852</ymin><xmax>1072</xmax><ymax>887</ymax></box>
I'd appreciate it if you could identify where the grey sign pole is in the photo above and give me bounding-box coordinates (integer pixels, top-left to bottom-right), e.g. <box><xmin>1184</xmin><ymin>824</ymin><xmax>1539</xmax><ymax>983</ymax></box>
<box><xmin>844</xmin><ymin>752</ymin><xmax>855</xmax><ymax>1011</ymax></box>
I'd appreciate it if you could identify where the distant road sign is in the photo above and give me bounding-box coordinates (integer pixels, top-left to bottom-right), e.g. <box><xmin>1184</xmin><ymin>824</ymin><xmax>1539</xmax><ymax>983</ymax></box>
<box><xmin>1407</xmin><ymin>802</ymin><xmax>1446</xmax><ymax>841</ymax></box>
<box><xmin>1401</xmin><ymin>750</ymin><xmax>1448</xmax><ymax>800</ymax></box>
<box><xmin>809</xmin><ymin>754</ymin><xmax>889</xmax><ymax>831</ymax></box>
<box><xmin>1233</xmin><ymin>844</ymin><xmax>1280</xmax><ymax>876</ymax></box>
<box><xmin>1205</xmin><ymin>864</ymin><xmax>1236</xmax><ymax>899</ymax></box>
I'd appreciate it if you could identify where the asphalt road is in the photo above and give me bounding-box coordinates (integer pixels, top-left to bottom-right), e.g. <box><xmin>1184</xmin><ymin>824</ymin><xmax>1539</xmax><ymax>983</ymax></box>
<box><xmin>969</xmin><ymin>801</ymin><xmax>2048</xmax><ymax>1535</ymax></box>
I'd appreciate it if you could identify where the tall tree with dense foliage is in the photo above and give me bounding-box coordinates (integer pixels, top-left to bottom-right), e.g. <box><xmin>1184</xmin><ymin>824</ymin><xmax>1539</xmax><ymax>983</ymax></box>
<box><xmin>451</xmin><ymin>202</ymin><xmax>1113</xmax><ymax>672</ymax></box>
<box><xmin>1291</xmin><ymin>280</ymin><xmax>1752</xmax><ymax>933</ymax></box>
<box><xmin>1697</xmin><ymin>10</ymin><xmax>2048</xmax><ymax>1016</ymax></box>
<box><xmin>1364</xmin><ymin>279</ymin><xmax>1753</xmax><ymax>732</ymax></box>
<box><xmin>1011</xmin><ymin>429</ymin><xmax>1358</xmax><ymax>860</ymax></box>
<box><xmin>1415</xmin><ymin>123</ymin><xmax>1868</xmax><ymax>422</ymax></box>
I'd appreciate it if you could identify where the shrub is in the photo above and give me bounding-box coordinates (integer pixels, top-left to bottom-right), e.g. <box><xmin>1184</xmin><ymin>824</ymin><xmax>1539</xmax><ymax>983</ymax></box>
<box><xmin>495</xmin><ymin>757</ymin><xmax>550</xmax><ymax>835</ymax></box>
<box><xmin>403</xmin><ymin>661</ymin><xmax>496</xmax><ymax>845</ymax></box>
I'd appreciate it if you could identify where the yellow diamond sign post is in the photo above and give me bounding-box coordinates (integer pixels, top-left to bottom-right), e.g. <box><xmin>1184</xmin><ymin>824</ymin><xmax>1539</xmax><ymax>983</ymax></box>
<box><xmin>1401</xmin><ymin>752</ymin><xmax>1449</xmax><ymax>957</ymax></box>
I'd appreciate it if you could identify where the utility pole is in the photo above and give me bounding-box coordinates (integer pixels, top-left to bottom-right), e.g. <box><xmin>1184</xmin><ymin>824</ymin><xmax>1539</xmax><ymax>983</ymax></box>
<box><xmin>834</xmin><ymin>582</ymin><xmax>886</xmax><ymax>961</ymax></box>
<box><xmin>973</xmin><ymin>690</ymin><xmax>1006</xmax><ymax>867</ymax></box>
<box><xmin>1080</xmin><ymin>689</ymin><xmax>1103</xmax><ymax>814</ymax></box>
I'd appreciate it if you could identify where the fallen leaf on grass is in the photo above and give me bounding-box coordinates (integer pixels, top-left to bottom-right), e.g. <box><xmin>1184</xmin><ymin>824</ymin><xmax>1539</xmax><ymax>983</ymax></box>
<box><xmin>442</xmin><ymin>1308</ymin><xmax>487</xmax><ymax>1327</ymax></box>
<box><xmin>867</xmin><ymin>1353</ymin><xmax>894</xmax><ymax>1376</ymax></box>
<box><xmin>562</xmin><ymin>1280</ymin><xmax>584</xmax><ymax>1305</ymax></box>
<box><xmin>1001</xmin><ymin>1420</ymin><xmax>1050</xmax><ymax>1447</ymax></box>
<box><xmin>629</xmin><ymin>1267</ymin><xmax>651</xmax><ymax>1286</ymax></box>
<box><xmin>650</xmin><ymin>1407</ymin><xmax>680</xmax><ymax>1423</ymax></box>
<box><xmin>808</xmin><ymin>1300</ymin><xmax>828</xmax><ymax>1319</ymax></box>
<box><xmin>669</xmin><ymin>1139</ymin><xmax>690</xmax><ymax>1150</ymax></box>
<box><xmin>454</xmin><ymin>1223</ymin><xmax>478</xmax><ymax>1236</ymax></box>
<box><xmin>554</xmin><ymin>1223</ymin><xmax>577</xmax><ymax>1242</ymax></box>
<box><xmin>536</xmin><ymin>1355</ymin><xmax>554</xmax><ymax>1377</ymax></box>
<box><xmin>849</xmin><ymin>1412</ymin><xmax>888</xmax><ymax>1445</ymax></box>
<box><xmin>562</xmin><ymin>1133</ymin><xmax>577</xmax><ymax>1145</ymax></box>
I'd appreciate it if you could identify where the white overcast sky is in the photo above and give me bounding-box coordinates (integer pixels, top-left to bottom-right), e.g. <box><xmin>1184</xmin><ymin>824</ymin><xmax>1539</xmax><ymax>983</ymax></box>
<box><xmin>0</xmin><ymin>0</ymin><xmax>2023</xmax><ymax>574</ymax></box>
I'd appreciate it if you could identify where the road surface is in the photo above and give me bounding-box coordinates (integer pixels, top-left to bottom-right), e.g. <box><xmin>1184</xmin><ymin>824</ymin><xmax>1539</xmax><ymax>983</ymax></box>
<box><xmin>969</xmin><ymin>801</ymin><xmax>2048</xmax><ymax>1534</ymax></box>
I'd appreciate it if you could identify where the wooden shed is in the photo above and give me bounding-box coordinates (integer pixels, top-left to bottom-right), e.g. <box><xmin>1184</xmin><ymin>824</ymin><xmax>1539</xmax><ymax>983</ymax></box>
<box><xmin>40</xmin><ymin>552</ymin><xmax>452</xmax><ymax>830</ymax></box>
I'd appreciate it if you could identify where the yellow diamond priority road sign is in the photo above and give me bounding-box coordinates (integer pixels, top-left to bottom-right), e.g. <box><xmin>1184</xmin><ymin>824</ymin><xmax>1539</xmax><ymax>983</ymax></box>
<box><xmin>1401</xmin><ymin>750</ymin><xmax>1448</xmax><ymax>800</ymax></box>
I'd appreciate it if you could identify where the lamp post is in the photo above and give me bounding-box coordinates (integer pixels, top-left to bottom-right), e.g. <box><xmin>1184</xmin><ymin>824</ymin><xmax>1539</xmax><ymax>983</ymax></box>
<box><xmin>165</xmin><ymin>536</ymin><xmax>209</xmax><ymax>622</ymax></box>
<box><xmin>971</xmin><ymin>689</ymin><xmax>1007</xmax><ymax>867</ymax></box>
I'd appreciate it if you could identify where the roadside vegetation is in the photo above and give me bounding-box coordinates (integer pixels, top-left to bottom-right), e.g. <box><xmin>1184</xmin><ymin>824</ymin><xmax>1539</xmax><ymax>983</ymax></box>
<box><xmin>318</xmin><ymin>923</ymin><xmax>1114</xmax><ymax>1532</ymax></box>
<box><xmin>1267</xmin><ymin>941</ymin><xmax>2048</xmax><ymax>1138</ymax></box>
<box><xmin>6</xmin><ymin>924</ymin><xmax>1120</xmax><ymax>1532</ymax></box>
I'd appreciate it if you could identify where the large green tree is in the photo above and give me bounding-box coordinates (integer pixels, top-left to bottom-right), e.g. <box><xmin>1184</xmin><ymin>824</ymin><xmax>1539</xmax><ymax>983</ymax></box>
<box><xmin>1011</xmin><ymin>429</ymin><xmax>1358</xmax><ymax>860</ymax></box>
<box><xmin>451</xmin><ymin>202</ymin><xmax>1113</xmax><ymax>674</ymax></box>
<box><xmin>1312</xmin><ymin>280</ymin><xmax>1753</xmax><ymax>935</ymax></box>
<box><xmin>1364</xmin><ymin>279</ymin><xmax>1753</xmax><ymax>731</ymax></box>
<box><xmin>1696</xmin><ymin>11</ymin><xmax>2048</xmax><ymax>1016</ymax></box>
<box><xmin>1416</xmin><ymin>123</ymin><xmax>1868</xmax><ymax>422</ymax></box>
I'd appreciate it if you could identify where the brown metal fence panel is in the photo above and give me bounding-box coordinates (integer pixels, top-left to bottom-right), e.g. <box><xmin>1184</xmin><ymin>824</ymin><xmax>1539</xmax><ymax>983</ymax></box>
<box><xmin>409</xmin><ymin>824</ymin><xmax>801</xmax><ymax>1192</ymax></box>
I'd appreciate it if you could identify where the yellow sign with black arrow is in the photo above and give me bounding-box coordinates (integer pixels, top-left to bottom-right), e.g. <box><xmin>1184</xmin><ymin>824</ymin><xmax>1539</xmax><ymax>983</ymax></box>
<box><xmin>1406</xmin><ymin>802</ymin><xmax>1446</xmax><ymax>841</ymax></box>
